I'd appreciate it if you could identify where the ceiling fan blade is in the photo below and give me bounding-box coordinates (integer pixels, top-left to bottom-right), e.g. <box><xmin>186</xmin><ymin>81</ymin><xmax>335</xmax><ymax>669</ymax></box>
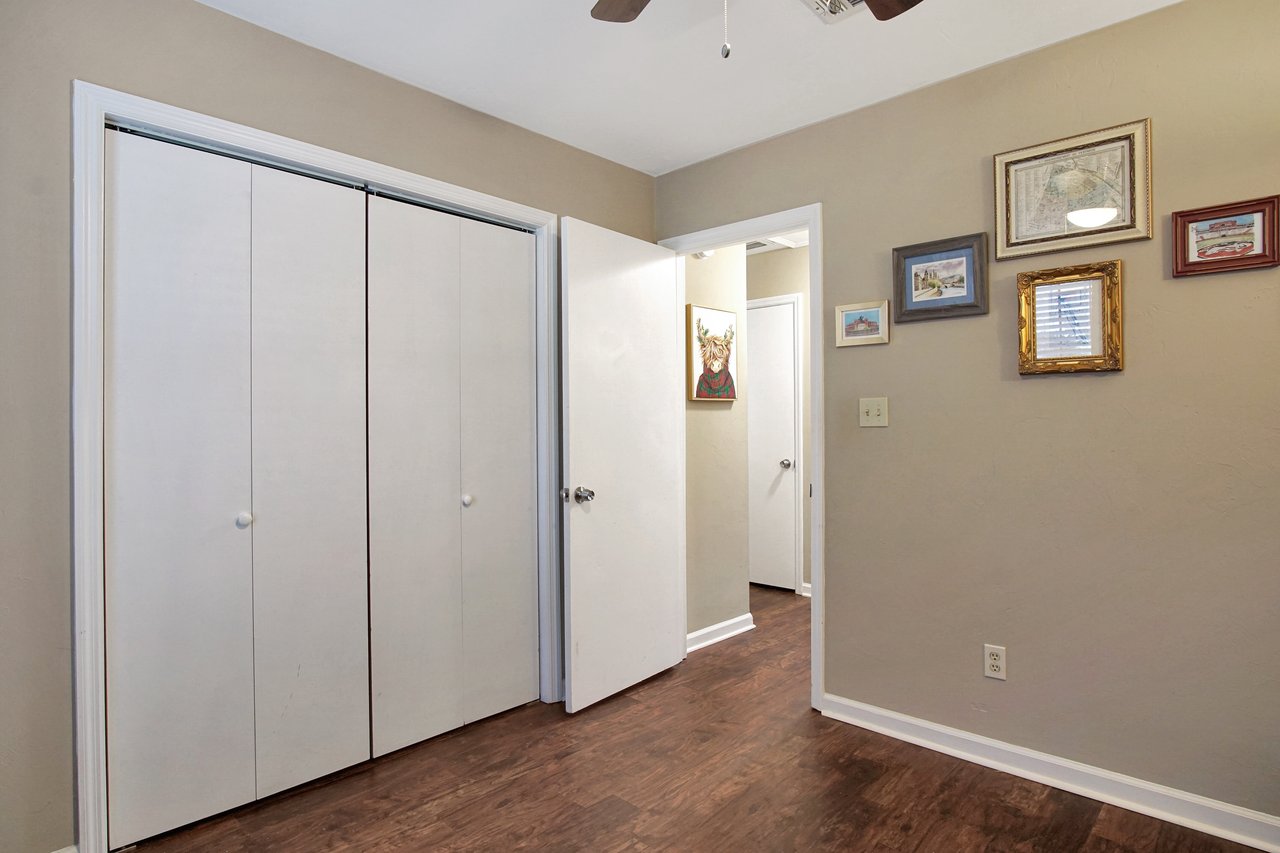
<box><xmin>590</xmin><ymin>0</ymin><xmax>653</xmax><ymax>23</ymax></box>
<box><xmin>861</xmin><ymin>0</ymin><xmax>926</xmax><ymax>21</ymax></box>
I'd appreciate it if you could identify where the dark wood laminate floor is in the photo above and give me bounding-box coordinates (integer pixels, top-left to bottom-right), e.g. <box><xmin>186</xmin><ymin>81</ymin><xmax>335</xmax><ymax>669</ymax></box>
<box><xmin>136</xmin><ymin>586</ymin><xmax>1253</xmax><ymax>852</ymax></box>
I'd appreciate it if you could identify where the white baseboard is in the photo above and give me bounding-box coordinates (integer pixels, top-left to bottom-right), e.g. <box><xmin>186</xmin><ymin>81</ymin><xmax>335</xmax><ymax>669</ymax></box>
<box><xmin>820</xmin><ymin>692</ymin><xmax>1280</xmax><ymax>852</ymax></box>
<box><xmin>799</xmin><ymin>582</ymin><xmax>812</xmax><ymax>597</ymax></box>
<box><xmin>51</xmin><ymin>846</ymin><xmax>78</xmax><ymax>853</ymax></box>
<box><xmin>686</xmin><ymin>612</ymin><xmax>754</xmax><ymax>653</ymax></box>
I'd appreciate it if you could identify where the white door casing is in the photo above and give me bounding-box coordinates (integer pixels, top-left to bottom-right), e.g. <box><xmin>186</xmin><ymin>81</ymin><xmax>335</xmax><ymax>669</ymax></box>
<box><xmin>104</xmin><ymin>131</ymin><xmax>257</xmax><ymax>849</ymax></box>
<box><xmin>658</xmin><ymin>203</ymin><xmax>825</xmax><ymax>709</ymax></box>
<box><xmin>746</xmin><ymin>296</ymin><xmax>803</xmax><ymax>591</ymax></box>
<box><xmin>75</xmin><ymin>84</ymin><xmax>562</xmax><ymax>853</ymax></box>
<box><xmin>561</xmin><ymin>217</ymin><xmax>686</xmax><ymax>714</ymax></box>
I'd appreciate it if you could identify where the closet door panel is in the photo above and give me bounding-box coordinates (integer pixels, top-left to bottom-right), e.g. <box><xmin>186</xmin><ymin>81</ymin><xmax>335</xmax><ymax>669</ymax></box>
<box><xmin>104</xmin><ymin>132</ymin><xmax>256</xmax><ymax>848</ymax></box>
<box><xmin>251</xmin><ymin>166</ymin><xmax>369</xmax><ymax>796</ymax></box>
<box><xmin>459</xmin><ymin>220</ymin><xmax>540</xmax><ymax>722</ymax></box>
<box><xmin>368</xmin><ymin>197</ymin><xmax>465</xmax><ymax>756</ymax></box>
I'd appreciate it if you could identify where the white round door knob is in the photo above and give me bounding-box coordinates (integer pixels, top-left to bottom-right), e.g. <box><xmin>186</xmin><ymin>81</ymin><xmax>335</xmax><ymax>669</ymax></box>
<box><xmin>235</xmin><ymin>511</ymin><xmax>254</xmax><ymax>529</ymax></box>
<box><xmin>461</xmin><ymin>494</ymin><xmax>474</xmax><ymax>508</ymax></box>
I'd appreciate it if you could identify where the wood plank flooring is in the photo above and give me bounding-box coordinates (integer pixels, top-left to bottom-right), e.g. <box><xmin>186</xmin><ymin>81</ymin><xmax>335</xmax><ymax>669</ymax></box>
<box><xmin>135</xmin><ymin>586</ymin><xmax>1254</xmax><ymax>852</ymax></box>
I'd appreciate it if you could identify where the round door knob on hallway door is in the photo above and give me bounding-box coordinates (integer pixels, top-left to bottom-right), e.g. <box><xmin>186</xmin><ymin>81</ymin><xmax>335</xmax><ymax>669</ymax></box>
<box><xmin>461</xmin><ymin>494</ymin><xmax>474</xmax><ymax>508</ymax></box>
<box><xmin>574</xmin><ymin>486</ymin><xmax>596</xmax><ymax>504</ymax></box>
<box><xmin>235</xmin><ymin>512</ymin><xmax>254</xmax><ymax>529</ymax></box>
<box><xmin>779</xmin><ymin>459</ymin><xmax>793</xmax><ymax>469</ymax></box>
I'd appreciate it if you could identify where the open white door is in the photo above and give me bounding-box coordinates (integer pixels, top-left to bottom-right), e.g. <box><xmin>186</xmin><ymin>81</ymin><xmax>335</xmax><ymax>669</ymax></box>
<box><xmin>561</xmin><ymin>217</ymin><xmax>685</xmax><ymax>713</ymax></box>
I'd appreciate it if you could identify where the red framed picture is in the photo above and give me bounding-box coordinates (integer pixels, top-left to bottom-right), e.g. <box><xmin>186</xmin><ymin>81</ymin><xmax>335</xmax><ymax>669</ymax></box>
<box><xmin>1172</xmin><ymin>196</ymin><xmax>1279</xmax><ymax>277</ymax></box>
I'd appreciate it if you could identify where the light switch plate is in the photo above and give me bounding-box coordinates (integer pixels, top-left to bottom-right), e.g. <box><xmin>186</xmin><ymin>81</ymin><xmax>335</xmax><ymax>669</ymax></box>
<box><xmin>859</xmin><ymin>397</ymin><xmax>888</xmax><ymax>427</ymax></box>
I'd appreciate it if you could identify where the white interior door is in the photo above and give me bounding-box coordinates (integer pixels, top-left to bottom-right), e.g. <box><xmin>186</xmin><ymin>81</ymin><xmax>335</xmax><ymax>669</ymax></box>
<box><xmin>368</xmin><ymin>197</ymin><xmax>464</xmax><ymax>756</ymax></box>
<box><xmin>561</xmin><ymin>217</ymin><xmax>685</xmax><ymax>714</ymax></box>
<box><xmin>459</xmin><ymin>219</ymin><xmax>540</xmax><ymax>722</ymax></box>
<box><xmin>250</xmin><ymin>165</ymin><xmax>369</xmax><ymax>796</ymax></box>
<box><xmin>104</xmin><ymin>131</ymin><xmax>256</xmax><ymax>848</ymax></box>
<box><xmin>747</xmin><ymin>298</ymin><xmax>801</xmax><ymax>590</ymax></box>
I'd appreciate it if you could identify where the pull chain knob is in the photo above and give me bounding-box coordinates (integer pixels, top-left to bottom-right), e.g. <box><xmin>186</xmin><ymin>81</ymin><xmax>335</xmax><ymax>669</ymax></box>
<box><xmin>721</xmin><ymin>0</ymin><xmax>731</xmax><ymax>58</ymax></box>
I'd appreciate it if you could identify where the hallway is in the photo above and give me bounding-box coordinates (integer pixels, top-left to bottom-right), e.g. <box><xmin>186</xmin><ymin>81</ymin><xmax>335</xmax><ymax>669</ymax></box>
<box><xmin>137</xmin><ymin>586</ymin><xmax>1250</xmax><ymax>851</ymax></box>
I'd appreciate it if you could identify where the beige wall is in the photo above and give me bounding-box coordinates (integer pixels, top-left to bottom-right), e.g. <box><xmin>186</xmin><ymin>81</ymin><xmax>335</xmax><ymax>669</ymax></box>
<box><xmin>685</xmin><ymin>246</ymin><xmax>752</xmax><ymax>634</ymax></box>
<box><xmin>659</xmin><ymin>0</ymin><xmax>1280</xmax><ymax>816</ymax></box>
<box><xmin>747</xmin><ymin>248</ymin><xmax>812</xmax><ymax>584</ymax></box>
<box><xmin>0</xmin><ymin>1</ymin><xmax>654</xmax><ymax>849</ymax></box>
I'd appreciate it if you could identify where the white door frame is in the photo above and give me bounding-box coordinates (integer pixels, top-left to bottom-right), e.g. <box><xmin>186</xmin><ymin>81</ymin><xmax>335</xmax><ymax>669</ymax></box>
<box><xmin>71</xmin><ymin>81</ymin><xmax>563</xmax><ymax>853</ymax></box>
<box><xmin>745</xmin><ymin>292</ymin><xmax>806</xmax><ymax>594</ymax></box>
<box><xmin>659</xmin><ymin>204</ymin><xmax>826</xmax><ymax>711</ymax></box>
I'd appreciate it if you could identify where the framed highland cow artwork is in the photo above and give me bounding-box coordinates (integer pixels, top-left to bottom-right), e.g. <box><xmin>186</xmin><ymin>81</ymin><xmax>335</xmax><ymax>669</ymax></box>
<box><xmin>687</xmin><ymin>304</ymin><xmax>738</xmax><ymax>401</ymax></box>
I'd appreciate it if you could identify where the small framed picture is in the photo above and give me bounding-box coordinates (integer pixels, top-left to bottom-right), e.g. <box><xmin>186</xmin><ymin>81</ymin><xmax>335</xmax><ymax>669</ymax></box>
<box><xmin>1172</xmin><ymin>196</ymin><xmax>1279</xmax><ymax>277</ymax></box>
<box><xmin>687</xmin><ymin>304</ymin><xmax>738</xmax><ymax>400</ymax></box>
<box><xmin>892</xmin><ymin>232</ymin><xmax>989</xmax><ymax>323</ymax></box>
<box><xmin>1016</xmin><ymin>259</ymin><xmax>1123</xmax><ymax>375</ymax></box>
<box><xmin>834</xmin><ymin>301</ymin><xmax>890</xmax><ymax>347</ymax></box>
<box><xmin>994</xmin><ymin>119</ymin><xmax>1152</xmax><ymax>260</ymax></box>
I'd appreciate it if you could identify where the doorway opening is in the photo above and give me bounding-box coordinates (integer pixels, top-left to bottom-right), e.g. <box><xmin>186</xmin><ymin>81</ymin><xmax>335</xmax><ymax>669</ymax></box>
<box><xmin>660</xmin><ymin>205</ymin><xmax>826</xmax><ymax>711</ymax></box>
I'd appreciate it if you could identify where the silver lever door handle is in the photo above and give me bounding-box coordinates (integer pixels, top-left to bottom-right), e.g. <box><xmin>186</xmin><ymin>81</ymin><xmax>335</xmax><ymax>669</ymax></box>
<box><xmin>779</xmin><ymin>459</ymin><xmax>793</xmax><ymax>469</ymax></box>
<box><xmin>574</xmin><ymin>486</ymin><xmax>596</xmax><ymax>504</ymax></box>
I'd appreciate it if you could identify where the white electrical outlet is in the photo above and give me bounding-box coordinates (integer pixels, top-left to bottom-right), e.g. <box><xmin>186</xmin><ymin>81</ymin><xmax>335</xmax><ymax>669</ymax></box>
<box><xmin>984</xmin><ymin>644</ymin><xmax>1006</xmax><ymax>680</ymax></box>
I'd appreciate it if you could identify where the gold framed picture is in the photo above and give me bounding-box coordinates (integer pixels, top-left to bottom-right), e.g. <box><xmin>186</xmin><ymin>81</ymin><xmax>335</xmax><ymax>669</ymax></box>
<box><xmin>995</xmin><ymin>119</ymin><xmax>1152</xmax><ymax>260</ymax></box>
<box><xmin>1017</xmin><ymin>260</ymin><xmax>1123</xmax><ymax>375</ymax></box>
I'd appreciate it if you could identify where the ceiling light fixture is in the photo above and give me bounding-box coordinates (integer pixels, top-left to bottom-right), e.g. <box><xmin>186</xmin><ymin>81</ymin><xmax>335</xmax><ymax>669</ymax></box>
<box><xmin>1053</xmin><ymin>165</ymin><xmax>1122</xmax><ymax>230</ymax></box>
<box><xmin>1066</xmin><ymin>206</ymin><xmax>1120</xmax><ymax>229</ymax></box>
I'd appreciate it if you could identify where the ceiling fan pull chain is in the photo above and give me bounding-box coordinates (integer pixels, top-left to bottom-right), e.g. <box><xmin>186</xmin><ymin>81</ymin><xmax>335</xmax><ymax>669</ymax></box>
<box><xmin>721</xmin><ymin>0</ymin><xmax>731</xmax><ymax>58</ymax></box>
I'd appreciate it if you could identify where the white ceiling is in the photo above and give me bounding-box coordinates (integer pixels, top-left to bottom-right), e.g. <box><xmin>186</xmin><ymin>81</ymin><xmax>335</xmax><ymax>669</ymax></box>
<box><xmin>196</xmin><ymin>0</ymin><xmax>1183</xmax><ymax>176</ymax></box>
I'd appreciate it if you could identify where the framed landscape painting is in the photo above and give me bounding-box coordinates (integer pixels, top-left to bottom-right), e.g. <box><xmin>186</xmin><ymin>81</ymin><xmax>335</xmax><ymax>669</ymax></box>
<box><xmin>892</xmin><ymin>232</ymin><xmax>989</xmax><ymax>322</ymax></box>
<box><xmin>1172</xmin><ymin>196</ymin><xmax>1279</xmax><ymax>277</ymax></box>
<box><xmin>834</xmin><ymin>301</ymin><xmax>889</xmax><ymax>347</ymax></box>
<box><xmin>687</xmin><ymin>304</ymin><xmax>738</xmax><ymax>400</ymax></box>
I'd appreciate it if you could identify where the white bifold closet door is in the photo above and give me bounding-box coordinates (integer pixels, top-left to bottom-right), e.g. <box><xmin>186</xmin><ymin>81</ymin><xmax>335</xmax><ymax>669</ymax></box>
<box><xmin>458</xmin><ymin>216</ymin><xmax>540</xmax><ymax>721</ymax></box>
<box><xmin>105</xmin><ymin>130</ymin><xmax>256</xmax><ymax>850</ymax></box>
<box><xmin>105</xmin><ymin>131</ymin><xmax>368</xmax><ymax>848</ymax></box>
<box><xmin>367</xmin><ymin>198</ymin><xmax>463</xmax><ymax>753</ymax></box>
<box><xmin>249</xmin><ymin>164</ymin><xmax>369</xmax><ymax>797</ymax></box>
<box><xmin>368</xmin><ymin>196</ymin><xmax>539</xmax><ymax>757</ymax></box>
